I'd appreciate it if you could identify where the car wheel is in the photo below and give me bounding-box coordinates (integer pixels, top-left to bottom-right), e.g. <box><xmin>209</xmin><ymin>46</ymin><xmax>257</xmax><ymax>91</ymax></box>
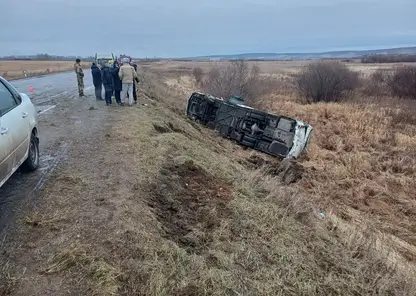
<box><xmin>22</xmin><ymin>134</ymin><xmax>40</xmax><ymax>172</ymax></box>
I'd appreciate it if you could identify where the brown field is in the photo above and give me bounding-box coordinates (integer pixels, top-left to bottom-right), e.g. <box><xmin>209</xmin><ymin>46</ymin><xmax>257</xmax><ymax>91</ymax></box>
<box><xmin>142</xmin><ymin>59</ymin><xmax>416</xmax><ymax>75</ymax></box>
<box><xmin>0</xmin><ymin>60</ymin><xmax>91</xmax><ymax>80</ymax></box>
<box><xmin>1</xmin><ymin>59</ymin><xmax>415</xmax><ymax>295</ymax></box>
<box><xmin>141</xmin><ymin>60</ymin><xmax>310</xmax><ymax>77</ymax></box>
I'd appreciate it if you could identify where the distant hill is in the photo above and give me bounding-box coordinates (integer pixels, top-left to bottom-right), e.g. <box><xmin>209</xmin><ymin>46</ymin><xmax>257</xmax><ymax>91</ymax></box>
<box><xmin>182</xmin><ymin>46</ymin><xmax>416</xmax><ymax>61</ymax></box>
<box><xmin>2</xmin><ymin>46</ymin><xmax>416</xmax><ymax>61</ymax></box>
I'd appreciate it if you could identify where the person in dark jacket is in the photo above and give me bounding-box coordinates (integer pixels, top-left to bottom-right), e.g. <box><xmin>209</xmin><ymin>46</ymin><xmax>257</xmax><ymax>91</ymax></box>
<box><xmin>131</xmin><ymin>62</ymin><xmax>139</xmax><ymax>104</ymax></box>
<box><xmin>111</xmin><ymin>61</ymin><xmax>123</xmax><ymax>105</ymax></box>
<box><xmin>91</xmin><ymin>62</ymin><xmax>103</xmax><ymax>100</ymax></box>
<box><xmin>101</xmin><ymin>62</ymin><xmax>114</xmax><ymax>106</ymax></box>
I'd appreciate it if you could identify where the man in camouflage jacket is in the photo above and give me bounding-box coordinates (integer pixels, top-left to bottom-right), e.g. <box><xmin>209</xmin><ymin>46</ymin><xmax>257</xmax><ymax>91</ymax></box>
<box><xmin>74</xmin><ymin>58</ymin><xmax>85</xmax><ymax>97</ymax></box>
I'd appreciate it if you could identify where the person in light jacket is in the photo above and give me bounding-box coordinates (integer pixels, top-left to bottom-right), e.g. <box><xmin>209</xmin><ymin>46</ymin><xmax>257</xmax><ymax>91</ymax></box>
<box><xmin>119</xmin><ymin>57</ymin><xmax>138</xmax><ymax>106</ymax></box>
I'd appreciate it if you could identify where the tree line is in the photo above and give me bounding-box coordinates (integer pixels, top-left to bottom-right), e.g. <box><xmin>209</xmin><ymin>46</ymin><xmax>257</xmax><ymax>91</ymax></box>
<box><xmin>361</xmin><ymin>54</ymin><xmax>416</xmax><ymax>63</ymax></box>
<box><xmin>0</xmin><ymin>53</ymin><xmax>94</xmax><ymax>61</ymax></box>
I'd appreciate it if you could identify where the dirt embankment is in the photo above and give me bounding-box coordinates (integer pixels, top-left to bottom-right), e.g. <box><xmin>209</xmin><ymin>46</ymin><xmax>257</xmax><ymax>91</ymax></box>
<box><xmin>0</xmin><ymin>68</ymin><xmax>415</xmax><ymax>296</ymax></box>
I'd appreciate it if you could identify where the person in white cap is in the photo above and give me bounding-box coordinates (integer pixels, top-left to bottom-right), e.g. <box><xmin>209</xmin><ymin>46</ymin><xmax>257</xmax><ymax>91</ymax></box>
<box><xmin>118</xmin><ymin>57</ymin><xmax>138</xmax><ymax>106</ymax></box>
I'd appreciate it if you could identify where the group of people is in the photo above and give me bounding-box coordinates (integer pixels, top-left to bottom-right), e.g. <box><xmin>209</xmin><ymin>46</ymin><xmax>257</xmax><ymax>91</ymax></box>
<box><xmin>74</xmin><ymin>57</ymin><xmax>139</xmax><ymax>107</ymax></box>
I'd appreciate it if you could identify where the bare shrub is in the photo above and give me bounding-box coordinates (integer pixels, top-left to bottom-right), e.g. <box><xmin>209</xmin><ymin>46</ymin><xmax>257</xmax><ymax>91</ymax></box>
<box><xmin>295</xmin><ymin>61</ymin><xmax>360</xmax><ymax>103</ymax></box>
<box><xmin>372</xmin><ymin>69</ymin><xmax>388</xmax><ymax>83</ymax></box>
<box><xmin>388</xmin><ymin>66</ymin><xmax>416</xmax><ymax>99</ymax></box>
<box><xmin>192</xmin><ymin>67</ymin><xmax>204</xmax><ymax>86</ymax></box>
<box><xmin>202</xmin><ymin>60</ymin><xmax>276</xmax><ymax>107</ymax></box>
<box><xmin>361</xmin><ymin>69</ymin><xmax>392</xmax><ymax>97</ymax></box>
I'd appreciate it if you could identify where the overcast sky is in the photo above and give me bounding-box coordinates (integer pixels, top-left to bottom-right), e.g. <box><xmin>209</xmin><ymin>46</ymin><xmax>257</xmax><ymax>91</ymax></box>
<box><xmin>1</xmin><ymin>0</ymin><xmax>415</xmax><ymax>57</ymax></box>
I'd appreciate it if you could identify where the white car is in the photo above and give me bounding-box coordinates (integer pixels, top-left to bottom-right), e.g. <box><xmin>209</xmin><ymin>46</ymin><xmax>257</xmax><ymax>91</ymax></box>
<box><xmin>0</xmin><ymin>76</ymin><xmax>40</xmax><ymax>188</ymax></box>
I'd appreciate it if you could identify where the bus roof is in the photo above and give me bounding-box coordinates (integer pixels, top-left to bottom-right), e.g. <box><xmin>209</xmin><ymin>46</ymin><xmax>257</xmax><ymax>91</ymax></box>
<box><xmin>96</xmin><ymin>53</ymin><xmax>113</xmax><ymax>59</ymax></box>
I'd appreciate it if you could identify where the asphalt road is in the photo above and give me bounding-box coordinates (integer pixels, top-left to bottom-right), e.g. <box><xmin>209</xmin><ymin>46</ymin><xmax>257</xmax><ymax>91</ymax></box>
<box><xmin>0</xmin><ymin>69</ymin><xmax>98</xmax><ymax>233</ymax></box>
<box><xmin>11</xmin><ymin>69</ymin><xmax>94</xmax><ymax>107</ymax></box>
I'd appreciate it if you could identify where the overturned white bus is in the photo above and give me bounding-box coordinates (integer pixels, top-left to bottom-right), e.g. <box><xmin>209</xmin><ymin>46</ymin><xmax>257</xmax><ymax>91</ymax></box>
<box><xmin>186</xmin><ymin>92</ymin><xmax>313</xmax><ymax>159</ymax></box>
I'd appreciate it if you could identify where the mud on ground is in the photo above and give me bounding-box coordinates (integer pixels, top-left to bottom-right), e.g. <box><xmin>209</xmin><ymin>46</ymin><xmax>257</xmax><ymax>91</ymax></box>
<box><xmin>146</xmin><ymin>159</ymin><xmax>233</xmax><ymax>254</ymax></box>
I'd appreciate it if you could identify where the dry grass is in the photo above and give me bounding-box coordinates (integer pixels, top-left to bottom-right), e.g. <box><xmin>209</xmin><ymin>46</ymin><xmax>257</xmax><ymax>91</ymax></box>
<box><xmin>173</xmin><ymin>60</ymin><xmax>416</xmax><ymax>255</ymax></box>
<box><xmin>0</xmin><ymin>262</ymin><xmax>17</xmax><ymax>296</ymax></box>
<box><xmin>114</xmin><ymin>75</ymin><xmax>415</xmax><ymax>295</ymax></box>
<box><xmin>139</xmin><ymin>63</ymin><xmax>416</xmax><ymax>293</ymax></box>
<box><xmin>0</xmin><ymin>60</ymin><xmax>91</xmax><ymax>80</ymax></box>
<box><xmin>41</xmin><ymin>243</ymin><xmax>122</xmax><ymax>295</ymax></box>
<box><xmin>270</xmin><ymin>99</ymin><xmax>415</xmax><ymax>241</ymax></box>
<box><xmin>139</xmin><ymin>59</ymin><xmax>416</xmax><ymax>76</ymax></box>
<box><xmin>124</xmin><ymin>70</ymin><xmax>415</xmax><ymax>295</ymax></box>
<box><xmin>167</xmin><ymin>60</ymin><xmax>416</xmax><ymax>255</ymax></box>
<box><xmin>1</xmin><ymin>61</ymin><xmax>415</xmax><ymax>295</ymax></box>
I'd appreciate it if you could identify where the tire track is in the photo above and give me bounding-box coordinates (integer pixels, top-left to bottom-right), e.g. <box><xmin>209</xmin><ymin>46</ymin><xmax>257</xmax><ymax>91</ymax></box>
<box><xmin>32</xmin><ymin>142</ymin><xmax>69</xmax><ymax>194</ymax></box>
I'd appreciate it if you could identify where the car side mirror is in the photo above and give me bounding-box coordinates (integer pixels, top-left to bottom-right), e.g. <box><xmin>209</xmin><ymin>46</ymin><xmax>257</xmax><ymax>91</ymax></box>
<box><xmin>15</xmin><ymin>94</ymin><xmax>22</xmax><ymax>104</ymax></box>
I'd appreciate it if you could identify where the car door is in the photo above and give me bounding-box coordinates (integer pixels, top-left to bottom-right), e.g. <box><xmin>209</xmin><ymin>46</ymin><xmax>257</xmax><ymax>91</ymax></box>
<box><xmin>0</xmin><ymin>115</ymin><xmax>12</xmax><ymax>183</ymax></box>
<box><xmin>0</xmin><ymin>80</ymin><xmax>29</xmax><ymax>175</ymax></box>
<box><xmin>0</xmin><ymin>84</ymin><xmax>16</xmax><ymax>183</ymax></box>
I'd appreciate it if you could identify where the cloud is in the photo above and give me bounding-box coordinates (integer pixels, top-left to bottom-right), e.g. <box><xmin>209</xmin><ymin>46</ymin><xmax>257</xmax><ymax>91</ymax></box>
<box><xmin>1</xmin><ymin>0</ymin><xmax>415</xmax><ymax>57</ymax></box>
